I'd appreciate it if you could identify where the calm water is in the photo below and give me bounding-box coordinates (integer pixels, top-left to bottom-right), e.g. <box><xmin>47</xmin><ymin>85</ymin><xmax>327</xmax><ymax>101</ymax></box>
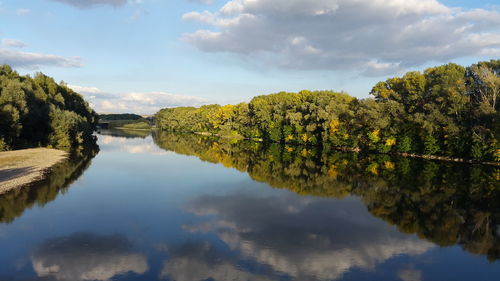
<box><xmin>0</xmin><ymin>129</ymin><xmax>499</xmax><ymax>281</ymax></box>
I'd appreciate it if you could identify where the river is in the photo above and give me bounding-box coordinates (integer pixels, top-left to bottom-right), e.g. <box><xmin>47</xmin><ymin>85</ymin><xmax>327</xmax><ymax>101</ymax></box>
<box><xmin>0</xmin><ymin>129</ymin><xmax>498</xmax><ymax>281</ymax></box>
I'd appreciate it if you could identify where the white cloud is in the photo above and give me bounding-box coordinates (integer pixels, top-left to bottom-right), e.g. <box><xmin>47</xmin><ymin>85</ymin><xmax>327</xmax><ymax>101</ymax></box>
<box><xmin>182</xmin><ymin>11</ymin><xmax>216</xmax><ymax>24</ymax></box>
<box><xmin>15</xmin><ymin>8</ymin><xmax>31</xmax><ymax>15</ymax></box>
<box><xmin>122</xmin><ymin>92</ymin><xmax>207</xmax><ymax>106</ymax></box>
<box><xmin>188</xmin><ymin>0</ymin><xmax>215</xmax><ymax>4</ymax></box>
<box><xmin>100</xmin><ymin>100</ymin><xmax>129</xmax><ymax>111</ymax></box>
<box><xmin>68</xmin><ymin>84</ymin><xmax>105</xmax><ymax>95</ymax></box>
<box><xmin>182</xmin><ymin>0</ymin><xmax>500</xmax><ymax>76</ymax></box>
<box><xmin>0</xmin><ymin>49</ymin><xmax>83</xmax><ymax>69</ymax></box>
<box><xmin>68</xmin><ymin>84</ymin><xmax>209</xmax><ymax>114</ymax></box>
<box><xmin>1</xmin><ymin>38</ymin><xmax>27</xmax><ymax>48</ymax></box>
<box><xmin>48</xmin><ymin>0</ymin><xmax>128</xmax><ymax>8</ymax></box>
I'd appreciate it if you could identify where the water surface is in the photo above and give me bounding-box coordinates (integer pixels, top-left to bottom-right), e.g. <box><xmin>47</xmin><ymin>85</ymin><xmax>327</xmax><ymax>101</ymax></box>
<box><xmin>0</xmin><ymin>129</ymin><xmax>498</xmax><ymax>281</ymax></box>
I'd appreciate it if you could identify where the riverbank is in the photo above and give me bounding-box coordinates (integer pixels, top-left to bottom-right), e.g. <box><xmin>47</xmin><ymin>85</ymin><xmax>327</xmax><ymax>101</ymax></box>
<box><xmin>0</xmin><ymin>148</ymin><xmax>68</xmax><ymax>194</ymax></box>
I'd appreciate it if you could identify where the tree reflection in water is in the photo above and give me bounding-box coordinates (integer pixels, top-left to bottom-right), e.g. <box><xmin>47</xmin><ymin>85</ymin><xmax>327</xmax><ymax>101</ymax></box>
<box><xmin>0</xmin><ymin>145</ymin><xmax>99</xmax><ymax>223</ymax></box>
<box><xmin>154</xmin><ymin>131</ymin><xmax>500</xmax><ymax>261</ymax></box>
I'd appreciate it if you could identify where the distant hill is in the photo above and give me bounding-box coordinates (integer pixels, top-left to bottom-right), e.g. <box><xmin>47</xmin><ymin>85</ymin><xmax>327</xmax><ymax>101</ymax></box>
<box><xmin>98</xmin><ymin>113</ymin><xmax>143</xmax><ymax>121</ymax></box>
<box><xmin>97</xmin><ymin>113</ymin><xmax>152</xmax><ymax>130</ymax></box>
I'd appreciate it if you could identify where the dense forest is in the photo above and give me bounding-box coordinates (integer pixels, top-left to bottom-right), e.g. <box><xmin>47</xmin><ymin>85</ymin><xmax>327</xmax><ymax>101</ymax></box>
<box><xmin>156</xmin><ymin>60</ymin><xmax>499</xmax><ymax>161</ymax></box>
<box><xmin>154</xmin><ymin>132</ymin><xmax>500</xmax><ymax>261</ymax></box>
<box><xmin>0</xmin><ymin>65</ymin><xmax>98</xmax><ymax>151</ymax></box>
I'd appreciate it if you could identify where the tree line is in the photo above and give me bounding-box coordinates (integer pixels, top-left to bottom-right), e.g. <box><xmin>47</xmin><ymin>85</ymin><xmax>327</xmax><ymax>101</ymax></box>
<box><xmin>98</xmin><ymin>113</ymin><xmax>143</xmax><ymax>121</ymax></box>
<box><xmin>156</xmin><ymin>60</ymin><xmax>499</xmax><ymax>161</ymax></box>
<box><xmin>154</xmin><ymin>131</ymin><xmax>500</xmax><ymax>261</ymax></box>
<box><xmin>0</xmin><ymin>65</ymin><xmax>98</xmax><ymax>151</ymax></box>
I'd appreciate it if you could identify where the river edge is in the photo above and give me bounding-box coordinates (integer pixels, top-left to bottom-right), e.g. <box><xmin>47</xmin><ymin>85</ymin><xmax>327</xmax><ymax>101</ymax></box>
<box><xmin>0</xmin><ymin>148</ymin><xmax>68</xmax><ymax>194</ymax></box>
<box><xmin>113</xmin><ymin>127</ymin><xmax>153</xmax><ymax>131</ymax></box>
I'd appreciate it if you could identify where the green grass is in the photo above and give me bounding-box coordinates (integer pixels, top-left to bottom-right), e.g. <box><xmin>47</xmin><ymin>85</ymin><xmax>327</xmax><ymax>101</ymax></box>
<box><xmin>120</xmin><ymin>122</ymin><xmax>151</xmax><ymax>130</ymax></box>
<box><xmin>106</xmin><ymin>119</ymin><xmax>152</xmax><ymax>130</ymax></box>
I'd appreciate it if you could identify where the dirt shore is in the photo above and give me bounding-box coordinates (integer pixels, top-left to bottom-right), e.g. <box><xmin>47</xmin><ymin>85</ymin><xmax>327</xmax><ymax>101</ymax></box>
<box><xmin>0</xmin><ymin>148</ymin><xmax>68</xmax><ymax>194</ymax></box>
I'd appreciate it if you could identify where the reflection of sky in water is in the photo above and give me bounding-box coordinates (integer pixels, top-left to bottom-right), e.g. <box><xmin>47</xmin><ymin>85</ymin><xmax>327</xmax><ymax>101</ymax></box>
<box><xmin>99</xmin><ymin>134</ymin><xmax>170</xmax><ymax>155</ymax></box>
<box><xmin>180</xmin><ymin>194</ymin><xmax>432</xmax><ymax>280</ymax></box>
<box><xmin>32</xmin><ymin>233</ymin><xmax>148</xmax><ymax>281</ymax></box>
<box><xmin>0</xmin><ymin>132</ymin><xmax>497</xmax><ymax>281</ymax></box>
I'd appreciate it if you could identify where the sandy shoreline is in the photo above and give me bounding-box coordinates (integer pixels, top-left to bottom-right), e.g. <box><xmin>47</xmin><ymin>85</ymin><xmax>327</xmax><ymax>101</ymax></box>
<box><xmin>0</xmin><ymin>148</ymin><xmax>68</xmax><ymax>194</ymax></box>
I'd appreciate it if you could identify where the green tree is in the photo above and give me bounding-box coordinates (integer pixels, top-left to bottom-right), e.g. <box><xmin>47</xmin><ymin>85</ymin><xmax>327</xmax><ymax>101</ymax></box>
<box><xmin>0</xmin><ymin>65</ymin><xmax>97</xmax><ymax>151</ymax></box>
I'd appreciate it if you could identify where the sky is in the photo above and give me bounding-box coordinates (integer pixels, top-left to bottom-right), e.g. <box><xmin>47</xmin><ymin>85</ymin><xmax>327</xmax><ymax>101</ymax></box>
<box><xmin>0</xmin><ymin>0</ymin><xmax>499</xmax><ymax>114</ymax></box>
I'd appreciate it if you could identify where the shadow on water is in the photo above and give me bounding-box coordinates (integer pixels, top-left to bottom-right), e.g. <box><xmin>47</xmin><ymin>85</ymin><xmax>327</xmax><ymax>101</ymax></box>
<box><xmin>153</xmin><ymin>131</ymin><xmax>500</xmax><ymax>261</ymax></box>
<box><xmin>0</xmin><ymin>145</ymin><xmax>99</xmax><ymax>224</ymax></box>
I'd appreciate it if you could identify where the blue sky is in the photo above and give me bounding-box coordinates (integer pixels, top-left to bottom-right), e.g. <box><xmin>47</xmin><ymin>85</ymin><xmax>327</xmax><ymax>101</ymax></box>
<box><xmin>0</xmin><ymin>0</ymin><xmax>499</xmax><ymax>114</ymax></box>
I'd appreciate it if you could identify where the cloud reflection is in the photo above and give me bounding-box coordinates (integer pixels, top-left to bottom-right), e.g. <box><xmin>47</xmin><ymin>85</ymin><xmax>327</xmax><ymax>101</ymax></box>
<box><xmin>182</xmin><ymin>193</ymin><xmax>433</xmax><ymax>280</ymax></box>
<box><xmin>98</xmin><ymin>134</ymin><xmax>170</xmax><ymax>155</ymax></box>
<box><xmin>160</xmin><ymin>242</ymin><xmax>274</xmax><ymax>281</ymax></box>
<box><xmin>31</xmin><ymin>233</ymin><xmax>148</xmax><ymax>281</ymax></box>
<box><xmin>398</xmin><ymin>268</ymin><xmax>422</xmax><ymax>281</ymax></box>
